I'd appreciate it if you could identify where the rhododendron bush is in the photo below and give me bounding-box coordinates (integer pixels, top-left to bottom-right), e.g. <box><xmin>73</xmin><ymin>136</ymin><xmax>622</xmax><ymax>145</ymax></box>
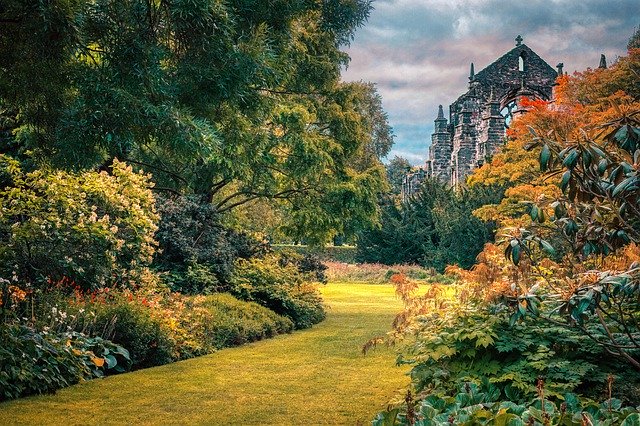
<box><xmin>374</xmin><ymin>45</ymin><xmax>640</xmax><ymax>425</ymax></box>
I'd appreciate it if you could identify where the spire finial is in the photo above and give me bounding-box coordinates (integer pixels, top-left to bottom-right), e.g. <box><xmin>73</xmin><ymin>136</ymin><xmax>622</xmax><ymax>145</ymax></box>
<box><xmin>469</xmin><ymin>62</ymin><xmax>475</xmax><ymax>80</ymax></box>
<box><xmin>515</xmin><ymin>35</ymin><xmax>523</xmax><ymax>46</ymax></box>
<box><xmin>437</xmin><ymin>104</ymin><xmax>444</xmax><ymax>119</ymax></box>
<box><xmin>556</xmin><ymin>62</ymin><xmax>564</xmax><ymax>76</ymax></box>
<box><xmin>599</xmin><ymin>54</ymin><xmax>607</xmax><ymax>69</ymax></box>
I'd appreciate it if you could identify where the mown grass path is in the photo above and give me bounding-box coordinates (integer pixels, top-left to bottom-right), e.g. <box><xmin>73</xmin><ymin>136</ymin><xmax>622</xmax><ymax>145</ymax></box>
<box><xmin>0</xmin><ymin>282</ymin><xmax>409</xmax><ymax>425</ymax></box>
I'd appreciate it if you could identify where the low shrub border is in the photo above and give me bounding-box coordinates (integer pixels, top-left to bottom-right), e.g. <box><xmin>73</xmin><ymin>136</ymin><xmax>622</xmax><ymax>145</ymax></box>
<box><xmin>0</xmin><ymin>291</ymin><xmax>295</xmax><ymax>402</ymax></box>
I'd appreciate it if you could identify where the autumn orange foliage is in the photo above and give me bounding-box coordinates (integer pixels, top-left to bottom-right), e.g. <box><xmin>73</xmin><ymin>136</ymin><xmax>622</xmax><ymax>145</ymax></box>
<box><xmin>460</xmin><ymin>47</ymin><xmax>640</xmax><ymax>305</ymax></box>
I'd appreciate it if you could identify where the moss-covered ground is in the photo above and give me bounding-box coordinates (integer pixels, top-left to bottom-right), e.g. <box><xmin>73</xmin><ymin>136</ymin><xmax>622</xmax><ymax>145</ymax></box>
<box><xmin>0</xmin><ymin>282</ymin><xmax>409</xmax><ymax>425</ymax></box>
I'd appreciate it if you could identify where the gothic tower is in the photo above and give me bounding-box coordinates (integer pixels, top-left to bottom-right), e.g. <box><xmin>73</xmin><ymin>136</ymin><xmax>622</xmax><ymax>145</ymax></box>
<box><xmin>477</xmin><ymin>88</ymin><xmax>504</xmax><ymax>166</ymax></box>
<box><xmin>428</xmin><ymin>105</ymin><xmax>452</xmax><ymax>182</ymax></box>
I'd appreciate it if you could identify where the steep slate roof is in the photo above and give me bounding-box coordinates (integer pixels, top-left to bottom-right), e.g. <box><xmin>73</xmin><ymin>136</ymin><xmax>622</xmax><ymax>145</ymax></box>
<box><xmin>471</xmin><ymin>43</ymin><xmax>558</xmax><ymax>103</ymax></box>
<box><xmin>446</xmin><ymin>40</ymin><xmax>558</xmax><ymax>124</ymax></box>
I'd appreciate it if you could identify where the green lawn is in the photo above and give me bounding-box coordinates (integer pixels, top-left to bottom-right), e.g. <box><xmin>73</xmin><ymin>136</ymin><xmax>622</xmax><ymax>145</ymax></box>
<box><xmin>0</xmin><ymin>282</ymin><xmax>409</xmax><ymax>425</ymax></box>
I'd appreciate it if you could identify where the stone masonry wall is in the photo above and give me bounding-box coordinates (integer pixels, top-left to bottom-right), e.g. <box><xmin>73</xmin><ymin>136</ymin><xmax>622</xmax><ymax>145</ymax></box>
<box><xmin>425</xmin><ymin>36</ymin><xmax>559</xmax><ymax>188</ymax></box>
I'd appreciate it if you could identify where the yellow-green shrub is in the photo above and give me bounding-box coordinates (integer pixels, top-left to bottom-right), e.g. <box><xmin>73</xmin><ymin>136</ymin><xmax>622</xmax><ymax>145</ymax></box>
<box><xmin>0</xmin><ymin>156</ymin><xmax>158</xmax><ymax>295</ymax></box>
<box><xmin>149</xmin><ymin>293</ymin><xmax>293</xmax><ymax>359</ymax></box>
<box><xmin>231</xmin><ymin>255</ymin><xmax>326</xmax><ymax>329</ymax></box>
<box><xmin>199</xmin><ymin>294</ymin><xmax>294</xmax><ymax>348</ymax></box>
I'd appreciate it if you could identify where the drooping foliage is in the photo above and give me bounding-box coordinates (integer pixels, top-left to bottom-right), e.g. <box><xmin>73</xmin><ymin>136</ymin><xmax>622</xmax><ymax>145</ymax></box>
<box><xmin>0</xmin><ymin>0</ymin><xmax>390</xmax><ymax>243</ymax></box>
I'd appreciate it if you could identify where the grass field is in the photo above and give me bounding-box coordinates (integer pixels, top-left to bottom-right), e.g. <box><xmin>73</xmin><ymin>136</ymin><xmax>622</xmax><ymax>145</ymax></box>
<box><xmin>0</xmin><ymin>282</ymin><xmax>409</xmax><ymax>425</ymax></box>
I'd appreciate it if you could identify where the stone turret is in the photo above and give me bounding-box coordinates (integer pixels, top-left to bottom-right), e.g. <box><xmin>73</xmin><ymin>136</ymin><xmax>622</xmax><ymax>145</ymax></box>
<box><xmin>478</xmin><ymin>87</ymin><xmax>504</xmax><ymax>166</ymax></box>
<box><xmin>428</xmin><ymin>105</ymin><xmax>452</xmax><ymax>182</ymax></box>
<box><xmin>599</xmin><ymin>54</ymin><xmax>607</xmax><ymax>69</ymax></box>
<box><xmin>451</xmin><ymin>99</ymin><xmax>478</xmax><ymax>187</ymax></box>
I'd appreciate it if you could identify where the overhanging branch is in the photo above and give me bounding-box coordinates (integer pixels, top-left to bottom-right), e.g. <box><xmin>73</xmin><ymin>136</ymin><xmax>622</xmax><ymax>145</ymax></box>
<box><xmin>216</xmin><ymin>187</ymin><xmax>312</xmax><ymax>212</ymax></box>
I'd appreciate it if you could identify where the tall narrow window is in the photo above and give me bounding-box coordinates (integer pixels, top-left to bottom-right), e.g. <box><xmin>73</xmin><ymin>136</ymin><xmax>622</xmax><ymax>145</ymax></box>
<box><xmin>518</xmin><ymin>54</ymin><xmax>525</xmax><ymax>72</ymax></box>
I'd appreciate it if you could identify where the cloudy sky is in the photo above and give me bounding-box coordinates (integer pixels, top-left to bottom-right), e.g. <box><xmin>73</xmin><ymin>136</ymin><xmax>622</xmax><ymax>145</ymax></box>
<box><xmin>341</xmin><ymin>0</ymin><xmax>639</xmax><ymax>165</ymax></box>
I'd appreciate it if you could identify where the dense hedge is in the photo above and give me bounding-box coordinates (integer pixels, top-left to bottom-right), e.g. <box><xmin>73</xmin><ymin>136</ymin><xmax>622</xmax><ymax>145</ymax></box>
<box><xmin>273</xmin><ymin>245</ymin><xmax>357</xmax><ymax>264</ymax></box>
<box><xmin>201</xmin><ymin>294</ymin><xmax>294</xmax><ymax>348</ymax></box>
<box><xmin>231</xmin><ymin>255</ymin><xmax>326</xmax><ymax>329</ymax></box>
<box><xmin>37</xmin><ymin>291</ymin><xmax>296</xmax><ymax>369</ymax></box>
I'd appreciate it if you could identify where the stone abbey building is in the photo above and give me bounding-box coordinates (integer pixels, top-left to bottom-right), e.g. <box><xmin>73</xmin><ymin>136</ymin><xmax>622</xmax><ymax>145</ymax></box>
<box><xmin>402</xmin><ymin>36</ymin><xmax>567</xmax><ymax>198</ymax></box>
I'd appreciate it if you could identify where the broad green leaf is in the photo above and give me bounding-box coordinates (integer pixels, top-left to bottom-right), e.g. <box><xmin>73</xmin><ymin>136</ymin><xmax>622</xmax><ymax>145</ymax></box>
<box><xmin>621</xmin><ymin>413</ymin><xmax>640</xmax><ymax>426</ymax></box>
<box><xmin>540</xmin><ymin>144</ymin><xmax>551</xmax><ymax>171</ymax></box>
<box><xmin>563</xmin><ymin>149</ymin><xmax>579</xmax><ymax>169</ymax></box>
<box><xmin>615</xmin><ymin>126</ymin><xmax>629</xmax><ymax>144</ymax></box>
<box><xmin>561</xmin><ymin>170</ymin><xmax>571</xmax><ymax>192</ymax></box>
<box><xmin>104</xmin><ymin>354</ymin><xmax>117</xmax><ymax>368</ymax></box>
<box><xmin>539</xmin><ymin>239</ymin><xmax>555</xmax><ymax>255</ymax></box>
<box><xmin>512</xmin><ymin>244</ymin><xmax>521</xmax><ymax>265</ymax></box>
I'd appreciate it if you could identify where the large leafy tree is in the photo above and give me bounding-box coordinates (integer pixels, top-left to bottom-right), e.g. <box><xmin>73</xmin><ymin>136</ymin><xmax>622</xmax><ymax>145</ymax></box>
<box><xmin>0</xmin><ymin>0</ymin><xmax>390</xmax><ymax>243</ymax></box>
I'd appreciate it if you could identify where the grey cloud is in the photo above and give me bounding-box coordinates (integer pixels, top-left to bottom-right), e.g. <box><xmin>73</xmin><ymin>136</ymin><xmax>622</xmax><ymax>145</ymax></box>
<box><xmin>358</xmin><ymin>1</ymin><xmax>459</xmax><ymax>43</ymax></box>
<box><xmin>342</xmin><ymin>0</ymin><xmax>639</xmax><ymax>165</ymax></box>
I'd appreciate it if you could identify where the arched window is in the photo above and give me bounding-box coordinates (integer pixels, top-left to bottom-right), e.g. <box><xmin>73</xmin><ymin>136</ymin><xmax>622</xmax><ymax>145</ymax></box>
<box><xmin>500</xmin><ymin>100</ymin><xmax>517</xmax><ymax>128</ymax></box>
<box><xmin>518</xmin><ymin>53</ymin><xmax>525</xmax><ymax>72</ymax></box>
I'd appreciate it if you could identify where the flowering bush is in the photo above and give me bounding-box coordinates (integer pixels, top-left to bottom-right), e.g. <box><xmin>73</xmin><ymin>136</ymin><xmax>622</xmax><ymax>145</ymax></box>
<box><xmin>0</xmin><ymin>156</ymin><xmax>158</xmax><ymax>298</ymax></box>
